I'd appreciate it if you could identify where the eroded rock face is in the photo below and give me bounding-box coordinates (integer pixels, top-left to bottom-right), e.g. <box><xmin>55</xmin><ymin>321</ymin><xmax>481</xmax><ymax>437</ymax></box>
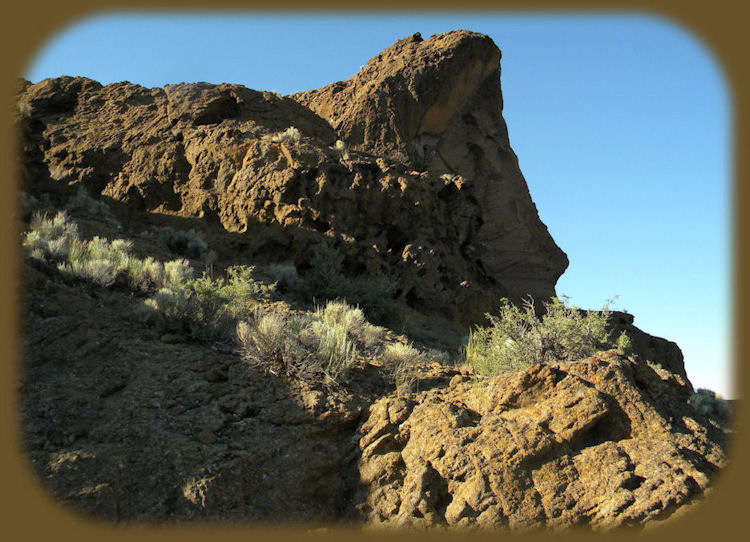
<box><xmin>354</xmin><ymin>351</ymin><xmax>726</xmax><ymax>529</ymax></box>
<box><xmin>16</xmin><ymin>30</ymin><xmax>567</xmax><ymax>331</ymax></box>
<box><xmin>294</xmin><ymin>30</ymin><xmax>569</xmax><ymax>302</ymax></box>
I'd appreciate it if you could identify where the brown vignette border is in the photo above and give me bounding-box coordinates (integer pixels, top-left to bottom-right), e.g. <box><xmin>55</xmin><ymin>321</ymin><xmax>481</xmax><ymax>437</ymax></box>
<box><xmin>0</xmin><ymin>1</ymin><xmax>745</xmax><ymax>541</ymax></box>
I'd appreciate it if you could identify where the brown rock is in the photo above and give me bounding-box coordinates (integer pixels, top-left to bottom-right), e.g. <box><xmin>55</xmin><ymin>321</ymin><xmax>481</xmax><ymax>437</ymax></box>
<box><xmin>354</xmin><ymin>351</ymin><xmax>726</xmax><ymax>529</ymax></box>
<box><xmin>294</xmin><ymin>30</ymin><xmax>569</xmax><ymax>305</ymax></box>
<box><xmin>16</xmin><ymin>30</ymin><xmax>567</xmax><ymax>335</ymax></box>
<box><xmin>16</xmin><ymin>31</ymin><xmax>722</xmax><ymax>529</ymax></box>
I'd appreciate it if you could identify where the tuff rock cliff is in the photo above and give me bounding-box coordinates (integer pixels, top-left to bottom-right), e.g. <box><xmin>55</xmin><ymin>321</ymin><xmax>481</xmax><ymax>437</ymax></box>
<box><xmin>17</xmin><ymin>30</ymin><xmax>566</xmax><ymax>335</ymax></box>
<box><xmin>16</xmin><ymin>30</ymin><xmax>728</xmax><ymax>529</ymax></box>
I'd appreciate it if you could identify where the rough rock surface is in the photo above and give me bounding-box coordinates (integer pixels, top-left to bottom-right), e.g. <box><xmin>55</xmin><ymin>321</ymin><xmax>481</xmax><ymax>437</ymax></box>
<box><xmin>20</xmin><ymin>257</ymin><xmax>727</xmax><ymax>527</ymax></box>
<box><xmin>354</xmin><ymin>351</ymin><xmax>726</xmax><ymax>529</ymax></box>
<box><xmin>16</xmin><ymin>30</ymin><xmax>566</xmax><ymax>333</ymax></box>
<box><xmin>15</xmin><ymin>30</ymin><xmax>727</xmax><ymax>530</ymax></box>
<box><xmin>21</xmin><ymin>261</ymin><xmax>380</xmax><ymax>522</ymax></box>
<box><xmin>294</xmin><ymin>31</ymin><xmax>568</xmax><ymax>303</ymax></box>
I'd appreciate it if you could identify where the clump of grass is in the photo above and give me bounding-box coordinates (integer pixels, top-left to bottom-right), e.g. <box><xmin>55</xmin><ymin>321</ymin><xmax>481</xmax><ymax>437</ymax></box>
<box><xmin>24</xmin><ymin>211</ymin><xmax>78</xmax><ymax>260</ymax></box>
<box><xmin>362</xmin><ymin>323</ymin><xmax>386</xmax><ymax>349</ymax></box>
<box><xmin>300</xmin><ymin>244</ymin><xmax>401</xmax><ymax>328</ymax></box>
<box><xmin>382</xmin><ymin>342</ymin><xmax>424</xmax><ymax>395</ymax></box>
<box><xmin>332</xmin><ymin>139</ymin><xmax>349</xmax><ymax>160</ymax></box>
<box><xmin>65</xmin><ymin>186</ymin><xmax>121</xmax><ymax>229</ymax></box>
<box><xmin>315</xmin><ymin>300</ymin><xmax>366</xmax><ymax>338</ymax></box>
<box><xmin>237</xmin><ymin>310</ymin><xmax>287</xmax><ymax>373</ymax></box>
<box><xmin>466</xmin><ymin>296</ymin><xmax>627</xmax><ymax>376</ymax></box>
<box><xmin>313</xmin><ymin>320</ymin><xmax>358</xmax><ymax>382</ymax></box>
<box><xmin>238</xmin><ymin>300</ymin><xmax>386</xmax><ymax>385</ymax></box>
<box><xmin>263</xmin><ymin>126</ymin><xmax>301</xmax><ymax>144</ymax></box>
<box><xmin>127</xmin><ymin>256</ymin><xmax>193</xmax><ymax>292</ymax></box>
<box><xmin>25</xmin><ymin>211</ymin><xmax>192</xmax><ymax>292</ymax></box>
<box><xmin>60</xmin><ymin>236</ymin><xmax>130</xmax><ymax>287</ymax></box>
<box><xmin>145</xmin><ymin>225</ymin><xmax>216</xmax><ymax>264</ymax></box>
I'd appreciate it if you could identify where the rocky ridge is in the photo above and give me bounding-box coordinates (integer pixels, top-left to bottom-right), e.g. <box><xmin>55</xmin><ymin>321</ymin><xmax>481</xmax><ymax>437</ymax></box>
<box><xmin>17</xmin><ymin>30</ymin><xmax>566</xmax><ymax>336</ymax></box>
<box><xmin>16</xmin><ymin>30</ymin><xmax>728</xmax><ymax>529</ymax></box>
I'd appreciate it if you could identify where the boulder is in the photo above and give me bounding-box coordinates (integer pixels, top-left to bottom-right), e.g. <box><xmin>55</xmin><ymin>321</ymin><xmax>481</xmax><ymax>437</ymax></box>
<box><xmin>354</xmin><ymin>351</ymin><xmax>726</xmax><ymax>529</ymax></box>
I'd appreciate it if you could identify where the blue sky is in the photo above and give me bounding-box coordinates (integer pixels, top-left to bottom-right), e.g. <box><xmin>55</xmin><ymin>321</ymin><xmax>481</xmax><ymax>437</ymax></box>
<box><xmin>24</xmin><ymin>12</ymin><xmax>733</xmax><ymax>398</ymax></box>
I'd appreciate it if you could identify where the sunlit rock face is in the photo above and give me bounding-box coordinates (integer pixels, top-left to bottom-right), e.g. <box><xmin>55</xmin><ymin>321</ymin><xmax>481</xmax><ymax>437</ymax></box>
<box><xmin>16</xmin><ymin>30</ymin><xmax>567</xmax><ymax>335</ymax></box>
<box><xmin>294</xmin><ymin>30</ymin><xmax>569</xmax><ymax>306</ymax></box>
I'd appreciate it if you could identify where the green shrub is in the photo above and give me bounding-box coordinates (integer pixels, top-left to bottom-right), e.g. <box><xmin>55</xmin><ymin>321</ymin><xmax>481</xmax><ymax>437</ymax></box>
<box><xmin>145</xmin><ymin>225</ymin><xmax>216</xmax><ymax>263</ymax></box>
<box><xmin>352</xmin><ymin>270</ymin><xmax>401</xmax><ymax>329</ymax></box>
<box><xmin>144</xmin><ymin>286</ymin><xmax>194</xmax><ymax>323</ymax></box>
<box><xmin>301</xmin><ymin>245</ymin><xmax>401</xmax><ymax>328</ymax></box>
<box><xmin>301</xmin><ymin>246</ymin><xmax>348</xmax><ymax>302</ymax></box>
<box><xmin>264</xmin><ymin>263</ymin><xmax>302</xmax><ymax>294</ymax></box>
<box><xmin>238</xmin><ymin>310</ymin><xmax>311</xmax><ymax>379</ymax></box>
<box><xmin>19</xmin><ymin>191</ymin><xmax>39</xmax><ymax>214</ymax></box>
<box><xmin>466</xmin><ymin>296</ymin><xmax>621</xmax><ymax>376</ymax></box>
<box><xmin>24</xmin><ymin>212</ymin><xmax>192</xmax><ymax>293</ymax></box>
<box><xmin>688</xmin><ymin>388</ymin><xmax>731</xmax><ymax>427</ymax></box>
<box><xmin>24</xmin><ymin>211</ymin><xmax>78</xmax><ymax>259</ymax></box>
<box><xmin>65</xmin><ymin>186</ymin><xmax>121</xmax><ymax>229</ymax></box>
<box><xmin>237</xmin><ymin>300</ymin><xmax>377</xmax><ymax>384</ymax></box>
<box><xmin>63</xmin><ymin>236</ymin><xmax>130</xmax><ymax>287</ymax></box>
<box><xmin>146</xmin><ymin>265</ymin><xmax>273</xmax><ymax>342</ymax></box>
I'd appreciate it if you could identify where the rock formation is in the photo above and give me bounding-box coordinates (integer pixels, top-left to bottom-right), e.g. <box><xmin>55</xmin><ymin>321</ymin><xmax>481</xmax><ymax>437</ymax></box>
<box><xmin>15</xmin><ymin>30</ymin><xmax>728</xmax><ymax>530</ymax></box>
<box><xmin>17</xmin><ymin>30</ymin><xmax>567</xmax><ymax>334</ymax></box>
<box><xmin>295</xmin><ymin>31</ymin><xmax>568</xmax><ymax>304</ymax></box>
<box><xmin>355</xmin><ymin>351</ymin><xmax>723</xmax><ymax>529</ymax></box>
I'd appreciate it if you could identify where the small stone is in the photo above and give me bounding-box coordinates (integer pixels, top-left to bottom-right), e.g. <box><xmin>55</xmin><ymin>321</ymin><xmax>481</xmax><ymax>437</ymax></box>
<box><xmin>195</xmin><ymin>429</ymin><xmax>217</xmax><ymax>445</ymax></box>
<box><xmin>449</xmin><ymin>375</ymin><xmax>466</xmax><ymax>388</ymax></box>
<box><xmin>204</xmin><ymin>366</ymin><xmax>228</xmax><ymax>382</ymax></box>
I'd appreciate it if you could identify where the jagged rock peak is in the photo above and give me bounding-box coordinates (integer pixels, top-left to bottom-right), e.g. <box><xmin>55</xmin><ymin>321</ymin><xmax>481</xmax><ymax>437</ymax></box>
<box><xmin>293</xmin><ymin>29</ymin><xmax>503</xmax><ymax>163</ymax></box>
<box><xmin>295</xmin><ymin>30</ymin><xmax>568</xmax><ymax>303</ymax></box>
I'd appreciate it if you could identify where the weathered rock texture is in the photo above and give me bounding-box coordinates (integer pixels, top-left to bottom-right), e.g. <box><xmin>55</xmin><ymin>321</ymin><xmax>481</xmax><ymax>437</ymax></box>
<box><xmin>16</xmin><ymin>30</ymin><xmax>726</xmax><ymax>530</ymax></box>
<box><xmin>20</xmin><ymin>260</ymin><xmax>727</xmax><ymax>527</ymax></box>
<box><xmin>20</xmin><ymin>263</ymin><xmax>378</xmax><ymax>522</ymax></box>
<box><xmin>355</xmin><ymin>351</ymin><xmax>726</xmax><ymax>529</ymax></box>
<box><xmin>294</xmin><ymin>31</ymin><xmax>568</xmax><ymax>303</ymax></box>
<box><xmin>16</xmin><ymin>30</ymin><xmax>566</xmax><ymax>332</ymax></box>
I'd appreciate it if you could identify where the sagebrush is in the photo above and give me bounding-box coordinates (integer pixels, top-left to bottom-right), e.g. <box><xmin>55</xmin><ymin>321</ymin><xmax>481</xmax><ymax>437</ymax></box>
<box><xmin>300</xmin><ymin>245</ymin><xmax>401</xmax><ymax>328</ymax></box>
<box><xmin>466</xmin><ymin>296</ymin><xmax>630</xmax><ymax>376</ymax></box>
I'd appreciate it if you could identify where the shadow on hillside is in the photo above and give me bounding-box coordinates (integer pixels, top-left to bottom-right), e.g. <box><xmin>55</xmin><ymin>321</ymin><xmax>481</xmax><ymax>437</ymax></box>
<box><xmin>19</xmin><ymin>261</ymin><xmax>373</xmax><ymax>523</ymax></box>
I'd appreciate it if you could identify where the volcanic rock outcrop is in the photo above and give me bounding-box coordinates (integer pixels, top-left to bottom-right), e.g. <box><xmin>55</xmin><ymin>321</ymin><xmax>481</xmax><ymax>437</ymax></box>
<box><xmin>295</xmin><ymin>31</ymin><xmax>568</xmax><ymax>303</ymax></box>
<box><xmin>17</xmin><ymin>30</ymin><xmax>566</xmax><ymax>332</ymax></box>
<box><xmin>355</xmin><ymin>351</ymin><xmax>724</xmax><ymax>529</ymax></box>
<box><xmin>16</xmin><ymin>30</ymin><xmax>727</xmax><ymax>530</ymax></box>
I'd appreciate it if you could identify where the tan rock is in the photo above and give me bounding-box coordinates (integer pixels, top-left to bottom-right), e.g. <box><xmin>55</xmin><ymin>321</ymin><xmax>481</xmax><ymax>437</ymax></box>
<box><xmin>354</xmin><ymin>351</ymin><xmax>726</xmax><ymax>529</ymax></box>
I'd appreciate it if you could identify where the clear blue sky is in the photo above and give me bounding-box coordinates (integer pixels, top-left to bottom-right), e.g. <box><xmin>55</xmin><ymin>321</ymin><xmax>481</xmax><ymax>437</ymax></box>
<box><xmin>24</xmin><ymin>11</ymin><xmax>733</xmax><ymax>398</ymax></box>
